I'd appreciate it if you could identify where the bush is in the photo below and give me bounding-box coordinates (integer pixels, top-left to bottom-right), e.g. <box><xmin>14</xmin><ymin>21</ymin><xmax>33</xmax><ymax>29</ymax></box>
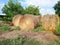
<box><xmin>2</xmin><ymin>0</ymin><xmax>24</xmax><ymax>21</ymax></box>
<box><xmin>2</xmin><ymin>0</ymin><xmax>41</xmax><ymax>21</ymax></box>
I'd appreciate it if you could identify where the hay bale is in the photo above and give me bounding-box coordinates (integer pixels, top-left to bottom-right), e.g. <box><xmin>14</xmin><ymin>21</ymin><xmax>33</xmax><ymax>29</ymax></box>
<box><xmin>19</xmin><ymin>14</ymin><xmax>41</xmax><ymax>31</ymax></box>
<box><xmin>42</xmin><ymin>14</ymin><xmax>59</xmax><ymax>32</ymax></box>
<box><xmin>12</xmin><ymin>14</ymin><xmax>23</xmax><ymax>26</ymax></box>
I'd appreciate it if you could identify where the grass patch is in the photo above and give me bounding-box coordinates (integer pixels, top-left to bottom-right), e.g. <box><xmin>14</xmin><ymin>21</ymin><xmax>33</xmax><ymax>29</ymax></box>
<box><xmin>32</xmin><ymin>26</ymin><xmax>45</xmax><ymax>32</ymax></box>
<box><xmin>0</xmin><ymin>36</ymin><xmax>41</xmax><ymax>45</ymax></box>
<box><xmin>0</xmin><ymin>24</ymin><xmax>11</xmax><ymax>34</ymax></box>
<box><xmin>0</xmin><ymin>36</ymin><xmax>60</xmax><ymax>45</ymax></box>
<box><xmin>54</xmin><ymin>18</ymin><xmax>60</xmax><ymax>35</ymax></box>
<box><xmin>0</xmin><ymin>36</ymin><xmax>24</xmax><ymax>45</ymax></box>
<box><xmin>24</xmin><ymin>38</ymin><xmax>41</xmax><ymax>45</ymax></box>
<box><xmin>12</xmin><ymin>26</ymin><xmax>20</xmax><ymax>30</ymax></box>
<box><xmin>0</xmin><ymin>23</ymin><xmax>20</xmax><ymax>34</ymax></box>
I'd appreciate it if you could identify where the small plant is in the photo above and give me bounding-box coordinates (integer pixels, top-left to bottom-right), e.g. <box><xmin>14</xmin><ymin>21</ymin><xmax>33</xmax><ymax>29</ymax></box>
<box><xmin>55</xmin><ymin>24</ymin><xmax>60</xmax><ymax>35</ymax></box>
<box><xmin>1</xmin><ymin>25</ymin><xmax>10</xmax><ymax>31</ymax></box>
<box><xmin>0</xmin><ymin>25</ymin><xmax>11</xmax><ymax>34</ymax></box>
<box><xmin>32</xmin><ymin>26</ymin><xmax>44</xmax><ymax>32</ymax></box>
<box><xmin>14</xmin><ymin>26</ymin><xmax>20</xmax><ymax>30</ymax></box>
<box><xmin>54</xmin><ymin>18</ymin><xmax>60</xmax><ymax>35</ymax></box>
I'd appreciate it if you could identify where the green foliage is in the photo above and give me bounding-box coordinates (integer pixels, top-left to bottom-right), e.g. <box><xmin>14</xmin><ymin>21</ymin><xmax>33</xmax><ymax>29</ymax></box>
<box><xmin>13</xmin><ymin>26</ymin><xmax>20</xmax><ymax>30</ymax></box>
<box><xmin>32</xmin><ymin>26</ymin><xmax>44</xmax><ymax>32</ymax></box>
<box><xmin>2</xmin><ymin>0</ymin><xmax>24</xmax><ymax>21</ymax></box>
<box><xmin>55</xmin><ymin>23</ymin><xmax>60</xmax><ymax>35</ymax></box>
<box><xmin>2</xmin><ymin>0</ymin><xmax>41</xmax><ymax>21</ymax></box>
<box><xmin>0</xmin><ymin>24</ymin><xmax>11</xmax><ymax>34</ymax></box>
<box><xmin>25</xmin><ymin>5</ymin><xmax>40</xmax><ymax>15</ymax></box>
<box><xmin>54</xmin><ymin>18</ymin><xmax>60</xmax><ymax>35</ymax></box>
<box><xmin>1</xmin><ymin>25</ymin><xmax>10</xmax><ymax>31</ymax></box>
<box><xmin>0</xmin><ymin>25</ymin><xmax>10</xmax><ymax>30</ymax></box>
<box><xmin>54</xmin><ymin>1</ymin><xmax>60</xmax><ymax>17</ymax></box>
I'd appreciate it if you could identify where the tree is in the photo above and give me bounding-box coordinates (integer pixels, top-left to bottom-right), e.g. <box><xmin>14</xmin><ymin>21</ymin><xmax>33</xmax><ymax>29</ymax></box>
<box><xmin>25</xmin><ymin>5</ymin><xmax>40</xmax><ymax>15</ymax></box>
<box><xmin>53</xmin><ymin>1</ymin><xmax>60</xmax><ymax>17</ymax></box>
<box><xmin>2</xmin><ymin>0</ymin><xmax>41</xmax><ymax>21</ymax></box>
<box><xmin>2</xmin><ymin>0</ymin><xmax>24</xmax><ymax>21</ymax></box>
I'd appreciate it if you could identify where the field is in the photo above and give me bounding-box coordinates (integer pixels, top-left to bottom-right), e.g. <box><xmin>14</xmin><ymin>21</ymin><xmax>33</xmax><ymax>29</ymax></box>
<box><xmin>0</xmin><ymin>17</ymin><xmax>60</xmax><ymax>45</ymax></box>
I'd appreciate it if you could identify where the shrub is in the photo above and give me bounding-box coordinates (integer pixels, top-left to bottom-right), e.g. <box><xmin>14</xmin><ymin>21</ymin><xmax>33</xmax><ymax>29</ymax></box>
<box><xmin>1</xmin><ymin>25</ymin><xmax>10</xmax><ymax>31</ymax></box>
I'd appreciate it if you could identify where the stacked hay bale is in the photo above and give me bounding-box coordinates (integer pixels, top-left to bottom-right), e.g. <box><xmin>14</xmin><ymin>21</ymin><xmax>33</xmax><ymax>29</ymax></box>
<box><xmin>12</xmin><ymin>14</ymin><xmax>23</xmax><ymax>26</ymax></box>
<box><xmin>19</xmin><ymin>14</ymin><xmax>41</xmax><ymax>31</ymax></box>
<box><xmin>41</xmin><ymin>14</ymin><xmax>59</xmax><ymax>32</ymax></box>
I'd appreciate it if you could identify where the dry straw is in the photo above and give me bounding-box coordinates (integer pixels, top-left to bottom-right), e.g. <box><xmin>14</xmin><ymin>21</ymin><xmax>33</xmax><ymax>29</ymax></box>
<box><xmin>41</xmin><ymin>14</ymin><xmax>59</xmax><ymax>32</ymax></box>
<box><xmin>12</xmin><ymin>14</ymin><xmax>41</xmax><ymax>31</ymax></box>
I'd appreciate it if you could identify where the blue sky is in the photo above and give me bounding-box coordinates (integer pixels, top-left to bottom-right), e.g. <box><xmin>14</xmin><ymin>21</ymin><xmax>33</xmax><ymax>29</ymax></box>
<box><xmin>0</xmin><ymin>0</ymin><xmax>59</xmax><ymax>16</ymax></box>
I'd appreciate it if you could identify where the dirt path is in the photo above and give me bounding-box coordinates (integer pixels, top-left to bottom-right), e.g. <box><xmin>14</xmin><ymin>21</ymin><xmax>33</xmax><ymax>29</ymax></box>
<box><xmin>0</xmin><ymin>30</ymin><xmax>58</xmax><ymax>43</ymax></box>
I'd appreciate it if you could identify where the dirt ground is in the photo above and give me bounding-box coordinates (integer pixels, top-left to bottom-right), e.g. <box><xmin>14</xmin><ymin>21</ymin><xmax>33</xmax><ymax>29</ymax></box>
<box><xmin>0</xmin><ymin>30</ymin><xmax>58</xmax><ymax>42</ymax></box>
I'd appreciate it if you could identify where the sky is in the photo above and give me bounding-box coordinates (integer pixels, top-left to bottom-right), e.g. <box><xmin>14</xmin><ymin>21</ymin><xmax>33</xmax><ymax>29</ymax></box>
<box><xmin>0</xmin><ymin>0</ymin><xmax>59</xmax><ymax>16</ymax></box>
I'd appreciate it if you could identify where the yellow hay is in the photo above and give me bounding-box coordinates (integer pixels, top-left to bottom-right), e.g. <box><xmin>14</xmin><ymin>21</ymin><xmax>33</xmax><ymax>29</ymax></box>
<box><xmin>12</xmin><ymin>14</ymin><xmax>23</xmax><ymax>26</ymax></box>
<box><xmin>19</xmin><ymin>14</ymin><xmax>41</xmax><ymax>31</ymax></box>
<box><xmin>42</xmin><ymin>14</ymin><xmax>59</xmax><ymax>32</ymax></box>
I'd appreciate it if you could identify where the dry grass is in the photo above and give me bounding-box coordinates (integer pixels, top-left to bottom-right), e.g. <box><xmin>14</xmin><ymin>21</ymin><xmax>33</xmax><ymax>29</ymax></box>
<box><xmin>41</xmin><ymin>14</ymin><xmax>59</xmax><ymax>32</ymax></box>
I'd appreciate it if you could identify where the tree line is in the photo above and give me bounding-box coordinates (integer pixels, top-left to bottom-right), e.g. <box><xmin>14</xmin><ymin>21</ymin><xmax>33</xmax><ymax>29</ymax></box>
<box><xmin>2</xmin><ymin>0</ymin><xmax>40</xmax><ymax>21</ymax></box>
<box><xmin>1</xmin><ymin>0</ymin><xmax>60</xmax><ymax>21</ymax></box>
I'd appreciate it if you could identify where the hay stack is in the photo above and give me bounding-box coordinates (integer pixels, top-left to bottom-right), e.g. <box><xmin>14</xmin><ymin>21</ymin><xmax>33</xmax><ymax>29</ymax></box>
<box><xmin>12</xmin><ymin>14</ymin><xmax>23</xmax><ymax>26</ymax></box>
<box><xmin>19</xmin><ymin>14</ymin><xmax>41</xmax><ymax>31</ymax></box>
<box><xmin>42</xmin><ymin>14</ymin><xmax>59</xmax><ymax>32</ymax></box>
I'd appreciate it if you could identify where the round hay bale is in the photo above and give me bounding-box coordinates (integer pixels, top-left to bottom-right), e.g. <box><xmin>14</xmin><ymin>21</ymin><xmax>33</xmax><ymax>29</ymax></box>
<box><xmin>42</xmin><ymin>14</ymin><xmax>59</xmax><ymax>32</ymax></box>
<box><xmin>19</xmin><ymin>14</ymin><xmax>41</xmax><ymax>31</ymax></box>
<box><xmin>24</xmin><ymin>14</ymin><xmax>41</xmax><ymax>27</ymax></box>
<box><xmin>12</xmin><ymin>14</ymin><xmax>23</xmax><ymax>26</ymax></box>
<box><xmin>19</xmin><ymin>15</ymin><xmax>34</xmax><ymax>31</ymax></box>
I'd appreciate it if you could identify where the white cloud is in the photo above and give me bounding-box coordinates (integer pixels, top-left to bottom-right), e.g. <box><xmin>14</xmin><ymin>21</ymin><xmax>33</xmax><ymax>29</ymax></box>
<box><xmin>0</xmin><ymin>0</ymin><xmax>59</xmax><ymax>15</ymax></box>
<box><xmin>40</xmin><ymin>8</ymin><xmax>55</xmax><ymax>16</ymax></box>
<box><xmin>25</xmin><ymin>0</ymin><xmax>59</xmax><ymax>15</ymax></box>
<box><xmin>0</xmin><ymin>3</ymin><xmax>5</xmax><ymax>15</ymax></box>
<box><xmin>25</xmin><ymin>0</ymin><xmax>59</xmax><ymax>7</ymax></box>
<box><xmin>0</xmin><ymin>3</ymin><xmax>5</xmax><ymax>8</ymax></box>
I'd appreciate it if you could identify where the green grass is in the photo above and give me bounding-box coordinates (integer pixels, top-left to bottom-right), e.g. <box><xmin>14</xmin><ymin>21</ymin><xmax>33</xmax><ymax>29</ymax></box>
<box><xmin>0</xmin><ymin>24</ymin><xmax>20</xmax><ymax>34</ymax></box>
<box><xmin>12</xmin><ymin>26</ymin><xmax>20</xmax><ymax>30</ymax></box>
<box><xmin>0</xmin><ymin>18</ymin><xmax>60</xmax><ymax>45</ymax></box>
<box><xmin>0</xmin><ymin>36</ymin><xmax>24</xmax><ymax>45</ymax></box>
<box><xmin>0</xmin><ymin>36</ymin><xmax>60</xmax><ymax>45</ymax></box>
<box><xmin>31</xmin><ymin>25</ymin><xmax>45</xmax><ymax>32</ymax></box>
<box><xmin>54</xmin><ymin>17</ymin><xmax>60</xmax><ymax>35</ymax></box>
<box><xmin>0</xmin><ymin>24</ymin><xmax>11</xmax><ymax>34</ymax></box>
<box><xmin>0</xmin><ymin>37</ymin><xmax>40</xmax><ymax>45</ymax></box>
